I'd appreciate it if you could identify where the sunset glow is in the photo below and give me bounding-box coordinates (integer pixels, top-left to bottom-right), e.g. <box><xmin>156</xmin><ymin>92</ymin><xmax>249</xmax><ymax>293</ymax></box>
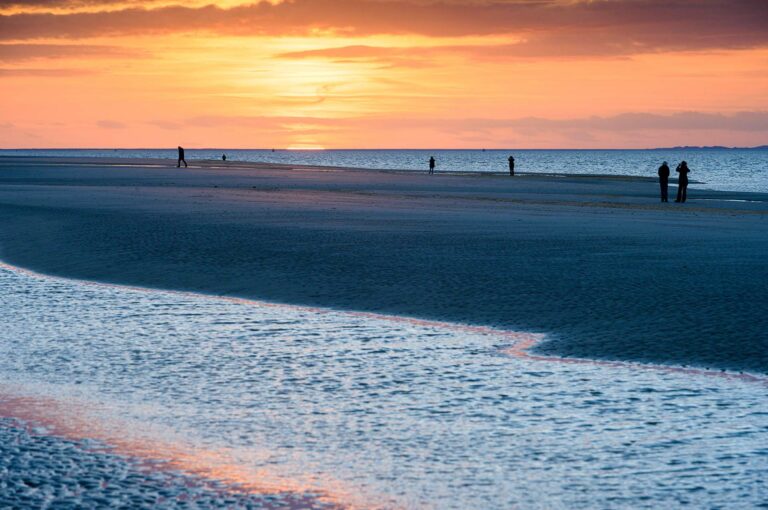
<box><xmin>1</xmin><ymin>0</ymin><xmax>766</xmax><ymax>148</ymax></box>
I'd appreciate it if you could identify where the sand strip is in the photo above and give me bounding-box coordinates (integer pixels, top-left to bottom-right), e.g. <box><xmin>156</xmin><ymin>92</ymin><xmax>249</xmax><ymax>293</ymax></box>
<box><xmin>1</xmin><ymin>157</ymin><xmax>767</xmax><ymax>373</ymax></box>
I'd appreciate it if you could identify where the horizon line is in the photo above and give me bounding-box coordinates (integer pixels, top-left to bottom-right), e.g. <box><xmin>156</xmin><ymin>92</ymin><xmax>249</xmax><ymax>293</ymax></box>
<box><xmin>1</xmin><ymin>146</ymin><xmax>766</xmax><ymax>152</ymax></box>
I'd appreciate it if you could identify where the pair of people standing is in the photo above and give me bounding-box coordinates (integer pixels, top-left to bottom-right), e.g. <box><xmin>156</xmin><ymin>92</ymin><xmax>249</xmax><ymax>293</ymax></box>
<box><xmin>657</xmin><ymin>161</ymin><xmax>690</xmax><ymax>203</ymax></box>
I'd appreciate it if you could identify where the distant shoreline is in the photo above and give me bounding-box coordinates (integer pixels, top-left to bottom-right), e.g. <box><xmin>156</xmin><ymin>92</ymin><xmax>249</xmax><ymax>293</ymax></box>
<box><xmin>0</xmin><ymin>154</ymin><xmax>665</xmax><ymax>182</ymax></box>
<box><xmin>3</xmin><ymin>154</ymin><xmax>757</xmax><ymax>191</ymax></box>
<box><xmin>2</xmin><ymin>146</ymin><xmax>767</xmax><ymax>151</ymax></box>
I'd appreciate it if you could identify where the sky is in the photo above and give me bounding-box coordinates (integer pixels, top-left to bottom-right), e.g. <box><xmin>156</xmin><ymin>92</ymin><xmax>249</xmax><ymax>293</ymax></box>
<box><xmin>1</xmin><ymin>0</ymin><xmax>767</xmax><ymax>149</ymax></box>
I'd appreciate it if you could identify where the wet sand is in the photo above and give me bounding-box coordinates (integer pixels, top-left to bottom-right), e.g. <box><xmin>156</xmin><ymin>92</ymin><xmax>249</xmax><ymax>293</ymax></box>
<box><xmin>1</xmin><ymin>156</ymin><xmax>767</xmax><ymax>373</ymax></box>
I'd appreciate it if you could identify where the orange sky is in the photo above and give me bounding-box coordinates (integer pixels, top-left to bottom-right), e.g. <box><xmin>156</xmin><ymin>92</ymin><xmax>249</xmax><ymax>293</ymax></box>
<box><xmin>1</xmin><ymin>0</ymin><xmax>767</xmax><ymax>149</ymax></box>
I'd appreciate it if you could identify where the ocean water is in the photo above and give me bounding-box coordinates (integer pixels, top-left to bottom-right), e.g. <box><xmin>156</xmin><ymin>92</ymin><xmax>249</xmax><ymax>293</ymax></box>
<box><xmin>1</xmin><ymin>265</ymin><xmax>766</xmax><ymax>509</ymax></box>
<box><xmin>1</xmin><ymin>148</ymin><xmax>767</xmax><ymax>193</ymax></box>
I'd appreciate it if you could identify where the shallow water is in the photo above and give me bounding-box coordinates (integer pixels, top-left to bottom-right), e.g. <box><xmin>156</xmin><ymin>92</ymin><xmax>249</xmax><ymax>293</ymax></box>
<box><xmin>2</xmin><ymin>148</ymin><xmax>767</xmax><ymax>192</ymax></box>
<box><xmin>0</xmin><ymin>265</ymin><xmax>766</xmax><ymax>508</ymax></box>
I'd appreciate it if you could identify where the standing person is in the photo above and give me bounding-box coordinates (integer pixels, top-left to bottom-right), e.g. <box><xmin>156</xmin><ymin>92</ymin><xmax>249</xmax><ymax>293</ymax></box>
<box><xmin>222</xmin><ymin>154</ymin><xmax>227</xmax><ymax>161</ymax></box>
<box><xmin>429</xmin><ymin>156</ymin><xmax>435</xmax><ymax>175</ymax></box>
<box><xmin>675</xmin><ymin>161</ymin><xmax>690</xmax><ymax>203</ymax></box>
<box><xmin>657</xmin><ymin>161</ymin><xmax>670</xmax><ymax>202</ymax></box>
<box><xmin>177</xmin><ymin>146</ymin><xmax>187</xmax><ymax>168</ymax></box>
<box><xmin>508</xmin><ymin>155</ymin><xmax>515</xmax><ymax>176</ymax></box>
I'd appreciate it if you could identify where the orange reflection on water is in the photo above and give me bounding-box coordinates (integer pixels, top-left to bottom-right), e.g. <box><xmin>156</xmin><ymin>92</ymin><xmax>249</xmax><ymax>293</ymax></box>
<box><xmin>1</xmin><ymin>258</ymin><xmax>766</xmax><ymax>510</ymax></box>
<box><xmin>0</xmin><ymin>388</ymin><xmax>360</xmax><ymax>509</ymax></box>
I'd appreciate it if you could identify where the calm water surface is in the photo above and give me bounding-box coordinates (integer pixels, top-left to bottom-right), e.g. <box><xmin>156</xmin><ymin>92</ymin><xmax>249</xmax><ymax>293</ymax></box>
<box><xmin>0</xmin><ymin>266</ymin><xmax>766</xmax><ymax>508</ymax></box>
<box><xmin>2</xmin><ymin>148</ymin><xmax>767</xmax><ymax>193</ymax></box>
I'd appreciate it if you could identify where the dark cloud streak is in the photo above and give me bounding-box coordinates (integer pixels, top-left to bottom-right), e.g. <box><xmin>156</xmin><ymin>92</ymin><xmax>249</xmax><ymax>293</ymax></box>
<box><xmin>0</xmin><ymin>67</ymin><xmax>94</xmax><ymax>76</ymax></box>
<box><xmin>168</xmin><ymin>111</ymin><xmax>768</xmax><ymax>133</ymax></box>
<box><xmin>0</xmin><ymin>43</ymin><xmax>145</xmax><ymax>61</ymax></box>
<box><xmin>499</xmin><ymin>112</ymin><xmax>768</xmax><ymax>132</ymax></box>
<box><xmin>0</xmin><ymin>0</ymin><xmax>766</xmax><ymax>57</ymax></box>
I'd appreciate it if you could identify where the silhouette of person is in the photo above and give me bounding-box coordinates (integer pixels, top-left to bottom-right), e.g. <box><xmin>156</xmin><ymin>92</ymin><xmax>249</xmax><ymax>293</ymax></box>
<box><xmin>222</xmin><ymin>154</ymin><xmax>227</xmax><ymax>161</ymax></box>
<box><xmin>508</xmin><ymin>156</ymin><xmax>515</xmax><ymax>176</ymax></box>
<box><xmin>675</xmin><ymin>161</ymin><xmax>690</xmax><ymax>203</ymax></box>
<box><xmin>429</xmin><ymin>156</ymin><xmax>435</xmax><ymax>175</ymax></box>
<box><xmin>177</xmin><ymin>146</ymin><xmax>187</xmax><ymax>168</ymax></box>
<box><xmin>658</xmin><ymin>161</ymin><xmax>670</xmax><ymax>202</ymax></box>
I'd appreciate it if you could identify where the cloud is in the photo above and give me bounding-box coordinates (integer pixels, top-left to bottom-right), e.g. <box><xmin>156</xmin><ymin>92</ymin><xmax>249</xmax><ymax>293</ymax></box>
<box><xmin>280</xmin><ymin>45</ymin><xmax>412</xmax><ymax>59</ymax></box>
<box><xmin>0</xmin><ymin>0</ymin><xmax>173</xmax><ymax>11</ymax></box>
<box><xmin>274</xmin><ymin>43</ymin><xmax>571</xmax><ymax>66</ymax></box>
<box><xmin>3</xmin><ymin>0</ymin><xmax>125</xmax><ymax>5</ymax></box>
<box><xmin>0</xmin><ymin>67</ymin><xmax>94</xmax><ymax>76</ymax></box>
<box><xmin>183</xmin><ymin>115</ymin><xmax>342</xmax><ymax>131</ymax></box>
<box><xmin>147</xmin><ymin>120</ymin><xmax>183</xmax><ymax>131</ymax></box>
<box><xmin>164</xmin><ymin>111</ymin><xmax>768</xmax><ymax>134</ymax></box>
<box><xmin>0</xmin><ymin>1</ymin><xmax>766</xmax><ymax>57</ymax></box>
<box><xmin>97</xmin><ymin>120</ymin><xmax>126</xmax><ymax>129</ymax></box>
<box><xmin>0</xmin><ymin>43</ymin><xmax>144</xmax><ymax>62</ymax></box>
<box><xmin>500</xmin><ymin>112</ymin><xmax>768</xmax><ymax>132</ymax></box>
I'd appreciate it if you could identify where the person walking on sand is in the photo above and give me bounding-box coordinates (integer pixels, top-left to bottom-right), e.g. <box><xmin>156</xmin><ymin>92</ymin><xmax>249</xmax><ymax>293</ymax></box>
<box><xmin>658</xmin><ymin>161</ymin><xmax>670</xmax><ymax>202</ymax></box>
<box><xmin>675</xmin><ymin>161</ymin><xmax>690</xmax><ymax>203</ymax></box>
<box><xmin>429</xmin><ymin>156</ymin><xmax>435</xmax><ymax>175</ymax></box>
<box><xmin>177</xmin><ymin>146</ymin><xmax>187</xmax><ymax>168</ymax></box>
<box><xmin>508</xmin><ymin>155</ymin><xmax>515</xmax><ymax>176</ymax></box>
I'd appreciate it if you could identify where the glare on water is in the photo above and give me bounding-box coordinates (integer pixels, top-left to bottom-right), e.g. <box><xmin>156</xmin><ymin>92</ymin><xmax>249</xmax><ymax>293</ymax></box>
<box><xmin>0</xmin><ymin>265</ymin><xmax>766</xmax><ymax>509</ymax></box>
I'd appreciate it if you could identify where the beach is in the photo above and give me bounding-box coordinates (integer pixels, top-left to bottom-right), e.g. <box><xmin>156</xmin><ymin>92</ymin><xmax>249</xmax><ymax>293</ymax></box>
<box><xmin>1</xmin><ymin>156</ymin><xmax>766</xmax><ymax>372</ymax></box>
<box><xmin>1</xmin><ymin>156</ymin><xmax>767</xmax><ymax>508</ymax></box>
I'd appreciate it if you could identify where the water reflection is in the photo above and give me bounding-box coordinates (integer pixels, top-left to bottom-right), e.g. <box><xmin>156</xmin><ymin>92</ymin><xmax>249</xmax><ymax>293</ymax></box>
<box><xmin>0</xmin><ymin>265</ymin><xmax>766</xmax><ymax>509</ymax></box>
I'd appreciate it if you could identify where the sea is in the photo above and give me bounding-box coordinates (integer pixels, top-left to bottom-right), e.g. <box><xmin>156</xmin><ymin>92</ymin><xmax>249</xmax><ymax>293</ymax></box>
<box><xmin>1</xmin><ymin>264</ymin><xmax>767</xmax><ymax>509</ymax></box>
<box><xmin>1</xmin><ymin>148</ymin><xmax>767</xmax><ymax>193</ymax></box>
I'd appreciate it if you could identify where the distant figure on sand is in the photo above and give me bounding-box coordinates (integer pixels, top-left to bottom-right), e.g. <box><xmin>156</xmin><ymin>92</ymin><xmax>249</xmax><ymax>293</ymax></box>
<box><xmin>508</xmin><ymin>156</ymin><xmax>515</xmax><ymax>176</ymax></box>
<box><xmin>657</xmin><ymin>161</ymin><xmax>670</xmax><ymax>202</ymax></box>
<box><xmin>675</xmin><ymin>161</ymin><xmax>690</xmax><ymax>203</ymax></box>
<box><xmin>429</xmin><ymin>156</ymin><xmax>435</xmax><ymax>175</ymax></box>
<box><xmin>222</xmin><ymin>154</ymin><xmax>227</xmax><ymax>161</ymax></box>
<box><xmin>177</xmin><ymin>146</ymin><xmax>187</xmax><ymax>168</ymax></box>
